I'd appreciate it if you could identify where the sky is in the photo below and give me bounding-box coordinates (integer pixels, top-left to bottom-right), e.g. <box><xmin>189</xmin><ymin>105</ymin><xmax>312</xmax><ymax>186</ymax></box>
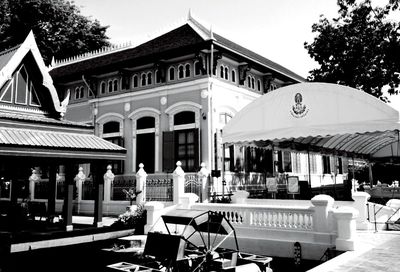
<box><xmin>71</xmin><ymin>0</ymin><xmax>340</xmax><ymax>79</ymax></box>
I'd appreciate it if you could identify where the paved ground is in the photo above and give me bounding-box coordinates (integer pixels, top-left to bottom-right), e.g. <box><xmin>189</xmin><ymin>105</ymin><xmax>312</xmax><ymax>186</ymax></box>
<box><xmin>309</xmin><ymin>230</ymin><xmax>400</xmax><ymax>272</ymax></box>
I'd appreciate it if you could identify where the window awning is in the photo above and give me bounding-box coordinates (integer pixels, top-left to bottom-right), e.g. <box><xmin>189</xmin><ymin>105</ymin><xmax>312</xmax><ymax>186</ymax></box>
<box><xmin>223</xmin><ymin>83</ymin><xmax>400</xmax><ymax>158</ymax></box>
<box><xmin>0</xmin><ymin>127</ymin><xmax>126</xmax><ymax>160</ymax></box>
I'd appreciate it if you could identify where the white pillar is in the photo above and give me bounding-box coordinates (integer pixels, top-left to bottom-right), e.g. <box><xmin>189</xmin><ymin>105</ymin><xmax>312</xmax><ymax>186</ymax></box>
<box><xmin>103</xmin><ymin>165</ymin><xmax>114</xmax><ymax>202</ymax></box>
<box><xmin>197</xmin><ymin>162</ymin><xmax>209</xmax><ymax>203</ymax></box>
<box><xmin>352</xmin><ymin>191</ymin><xmax>371</xmax><ymax>230</ymax></box>
<box><xmin>136</xmin><ymin>163</ymin><xmax>147</xmax><ymax>205</ymax></box>
<box><xmin>334</xmin><ymin>207</ymin><xmax>358</xmax><ymax>251</ymax></box>
<box><xmin>144</xmin><ymin>201</ymin><xmax>165</xmax><ymax>234</ymax></box>
<box><xmin>311</xmin><ymin>194</ymin><xmax>334</xmax><ymax>243</ymax></box>
<box><xmin>74</xmin><ymin>167</ymin><xmax>86</xmax><ymax>202</ymax></box>
<box><xmin>173</xmin><ymin>161</ymin><xmax>185</xmax><ymax>205</ymax></box>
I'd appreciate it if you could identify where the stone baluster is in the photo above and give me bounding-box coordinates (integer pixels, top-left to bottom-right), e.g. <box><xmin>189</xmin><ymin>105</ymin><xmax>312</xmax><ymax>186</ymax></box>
<box><xmin>136</xmin><ymin>163</ymin><xmax>147</xmax><ymax>205</ymax></box>
<box><xmin>103</xmin><ymin>165</ymin><xmax>114</xmax><ymax>202</ymax></box>
<box><xmin>173</xmin><ymin>161</ymin><xmax>185</xmax><ymax>205</ymax></box>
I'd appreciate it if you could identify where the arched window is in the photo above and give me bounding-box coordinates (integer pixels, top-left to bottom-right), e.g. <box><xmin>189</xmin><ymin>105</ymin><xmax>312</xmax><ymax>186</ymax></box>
<box><xmin>219</xmin><ymin>113</ymin><xmax>232</xmax><ymax>125</ymax></box>
<box><xmin>108</xmin><ymin>81</ymin><xmax>113</xmax><ymax>92</ymax></box>
<box><xmin>100</xmin><ymin>82</ymin><xmax>106</xmax><ymax>94</ymax></box>
<box><xmin>155</xmin><ymin>70</ymin><xmax>162</xmax><ymax>83</ymax></box>
<box><xmin>194</xmin><ymin>61</ymin><xmax>202</xmax><ymax>76</ymax></box>
<box><xmin>185</xmin><ymin>64</ymin><xmax>191</xmax><ymax>77</ymax></box>
<box><xmin>178</xmin><ymin>65</ymin><xmax>184</xmax><ymax>79</ymax></box>
<box><xmin>224</xmin><ymin>67</ymin><xmax>229</xmax><ymax>80</ymax></box>
<box><xmin>147</xmin><ymin>72</ymin><xmax>152</xmax><ymax>85</ymax></box>
<box><xmin>174</xmin><ymin>111</ymin><xmax>195</xmax><ymax>126</ymax></box>
<box><xmin>141</xmin><ymin>74</ymin><xmax>146</xmax><ymax>86</ymax></box>
<box><xmin>136</xmin><ymin>116</ymin><xmax>156</xmax><ymax>173</ymax></box>
<box><xmin>247</xmin><ymin>76</ymin><xmax>251</xmax><ymax>88</ymax></box>
<box><xmin>169</xmin><ymin>67</ymin><xmax>175</xmax><ymax>81</ymax></box>
<box><xmin>231</xmin><ymin>70</ymin><xmax>236</xmax><ymax>83</ymax></box>
<box><xmin>257</xmin><ymin>79</ymin><xmax>261</xmax><ymax>91</ymax></box>
<box><xmin>132</xmin><ymin>75</ymin><xmax>138</xmax><ymax>88</ymax></box>
<box><xmin>220</xmin><ymin>66</ymin><xmax>224</xmax><ymax>78</ymax></box>
<box><xmin>103</xmin><ymin>121</ymin><xmax>120</xmax><ymax>134</ymax></box>
<box><xmin>113</xmin><ymin>79</ymin><xmax>119</xmax><ymax>92</ymax></box>
<box><xmin>75</xmin><ymin>86</ymin><xmax>84</xmax><ymax>100</ymax></box>
<box><xmin>251</xmin><ymin>77</ymin><xmax>255</xmax><ymax>89</ymax></box>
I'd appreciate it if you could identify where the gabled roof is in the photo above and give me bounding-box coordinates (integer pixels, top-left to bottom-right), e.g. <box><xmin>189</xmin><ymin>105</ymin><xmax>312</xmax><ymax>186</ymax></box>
<box><xmin>50</xmin><ymin>15</ymin><xmax>304</xmax><ymax>82</ymax></box>
<box><xmin>0</xmin><ymin>31</ymin><xmax>69</xmax><ymax>117</ymax></box>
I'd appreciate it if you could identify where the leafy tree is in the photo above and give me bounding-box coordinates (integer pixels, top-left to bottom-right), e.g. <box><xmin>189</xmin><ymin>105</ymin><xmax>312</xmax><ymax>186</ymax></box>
<box><xmin>304</xmin><ymin>0</ymin><xmax>400</xmax><ymax>101</ymax></box>
<box><xmin>0</xmin><ymin>0</ymin><xmax>110</xmax><ymax>64</ymax></box>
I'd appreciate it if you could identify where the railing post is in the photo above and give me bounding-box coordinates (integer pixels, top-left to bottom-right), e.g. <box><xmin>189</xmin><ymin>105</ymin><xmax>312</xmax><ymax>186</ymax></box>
<box><xmin>351</xmin><ymin>191</ymin><xmax>371</xmax><ymax>230</ymax></box>
<box><xmin>173</xmin><ymin>161</ymin><xmax>185</xmax><ymax>205</ymax></box>
<box><xmin>103</xmin><ymin>165</ymin><xmax>114</xmax><ymax>202</ymax></box>
<box><xmin>136</xmin><ymin>163</ymin><xmax>147</xmax><ymax>205</ymax></box>
<box><xmin>311</xmin><ymin>194</ymin><xmax>334</xmax><ymax>243</ymax></box>
<box><xmin>74</xmin><ymin>167</ymin><xmax>85</xmax><ymax>202</ymax></box>
<box><xmin>333</xmin><ymin>207</ymin><xmax>358</xmax><ymax>251</ymax></box>
<box><xmin>197</xmin><ymin>162</ymin><xmax>209</xmax><ymax>203</ymax></box>
<box><xmin>144</xmin><ymin>201</ymin><xmax>165</xmax><ymax>234</ymax></box>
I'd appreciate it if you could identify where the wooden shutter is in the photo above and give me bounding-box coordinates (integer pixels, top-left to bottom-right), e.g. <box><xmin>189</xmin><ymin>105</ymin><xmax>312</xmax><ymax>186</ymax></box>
<box><xmin>163</xmin><ymin>131</ymin><xmax>175</xmax><ymax>172</ymax></box>
<box><xmin>194</xmin><ymin>128</ymin><xmax>199</xmax><ymax>171</ymax></box>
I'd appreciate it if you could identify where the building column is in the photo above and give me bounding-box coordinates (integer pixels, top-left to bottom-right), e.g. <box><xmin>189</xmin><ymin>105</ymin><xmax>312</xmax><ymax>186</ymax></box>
<box><xmin>47</xmin><ymin>164</ymin><xmax>57</xmax><ymax>217</ymax></box>
<box><xmin>93</xmin><ymin>163</ymin><xmax>105</xmax><ymax>227</ymax></box>
<box><xmin>63</xmin><ymin>163</ymin><xmax>74</xmax><ymax>231</ymax></box>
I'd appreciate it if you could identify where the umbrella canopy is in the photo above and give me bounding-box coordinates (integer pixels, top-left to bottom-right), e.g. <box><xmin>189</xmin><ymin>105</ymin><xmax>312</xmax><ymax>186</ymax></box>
<box><xmin>222</xmin><ymin>82</ymin><xmax>400</xmax><ymax>158</ymax></box>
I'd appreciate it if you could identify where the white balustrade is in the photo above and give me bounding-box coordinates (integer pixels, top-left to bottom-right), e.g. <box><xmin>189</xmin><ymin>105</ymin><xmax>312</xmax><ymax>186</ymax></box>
<box><xmin>191</xmin><ymin>203</ymin><xmax>314</xmax><ymax>231</ymax></box>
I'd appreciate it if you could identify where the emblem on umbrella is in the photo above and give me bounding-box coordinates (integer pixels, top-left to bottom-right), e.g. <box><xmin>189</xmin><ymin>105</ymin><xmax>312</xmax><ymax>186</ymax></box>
<box><xmin>290</xmin><ymin>92</ymin><xmax>309</xmax><ymax>118</ymax></box>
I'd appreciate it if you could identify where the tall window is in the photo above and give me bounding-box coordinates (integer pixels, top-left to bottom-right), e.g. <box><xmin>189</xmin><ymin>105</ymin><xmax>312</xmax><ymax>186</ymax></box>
<box><xmin>132</xmin><ymin>75</ymin><xmax>138</xmax><ymax>88</ymax></box>
<box><xmin>102</xmin><ymin>121</ymin><xmax>124</xmax><ymax>174</ymax></box>
<box><xmin>136</xmin><ymin>117</ymin><xmax>156</xmax><ymax>173</ymax></box>
<box><xmin>194</xmin><ymin>61</ymin><xmax>202</xmax><ymax>76</ymax></box>
<box><xmin>113</xmin><ymin>79</ymin><xmax>119</xmax><ymax>91</ymax></box>
<box><xmin>224</xmin><ymin>67</ymin><xmax>229</xmax><ymax>80</ymax></box>
<box><xmin>185</xmin><ymin>64</ymin><xmax>191</xmax><ymax>77</ymax></box>
<box><xmin>100</xmin><ymin>82</ymin><xmax>106</xmax><ymax>94</ymax></box>
<box><xmin>169</xmin><ymin>67</ymin><xmax>175</xmax><ymax>81</ymax></box>
<box><xmin>108</xmin><ymin>81</ymin><xmax>113</xmax><ymax>92</ymax></box>
<box><xmin>231</xmin><ymin>70</ymin><xmax>236</xmax><ymax>83</ymax></box>
<box><xmin>141</xmin><ymin>74</ymin><xmax>146</xmax><ymax>86</ymax></box>
<box><xmin>322</xmin><ymin>155</ymin><xmax>331</xmax><ymax>174</ymax></box>
<box><xmin>220</xmin><ymin>66</ymin><xmax>224</xmax><ymax>78</ymax></box>
<box><xmin>257</xmin><ymin>79</ymin><xmax>261</xmax><ymax>91</ymax></box>
<box><xmin>147</xmin><ymin>72</ymin><xmax>152</xmax><ymax>85</ymax></box>
<box><xmin>75</xmin><ymin>86</ymin><xmax>84</xmax><ymax>100</ymax></box>
<box><xmin>178</xmin><ymin>65</ymin><xmax>184</xmax><ymax>79</ymax></box>
<box><xmin>155</xmin><ymin>70</ymin><xmax>162</xmax><ymax>83</ymax></box>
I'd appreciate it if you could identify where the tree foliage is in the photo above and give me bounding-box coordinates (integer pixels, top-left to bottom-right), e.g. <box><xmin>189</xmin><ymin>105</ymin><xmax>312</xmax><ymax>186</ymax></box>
<box><xmin>0</xmin><ymin>0</ymin><xmax>110</xmax><ymax>64</ymax></box>
<box><xmin>304</xmin><ymin>0</ymin><xmax>400</xmax><ymax>101</ymax></box>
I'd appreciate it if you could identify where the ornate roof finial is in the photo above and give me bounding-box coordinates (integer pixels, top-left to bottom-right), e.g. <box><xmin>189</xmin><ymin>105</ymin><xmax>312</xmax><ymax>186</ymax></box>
<box><xmin>210</xmin><ymin>25</ymin><xmax>215</xmax><ymax>41</ymax></box>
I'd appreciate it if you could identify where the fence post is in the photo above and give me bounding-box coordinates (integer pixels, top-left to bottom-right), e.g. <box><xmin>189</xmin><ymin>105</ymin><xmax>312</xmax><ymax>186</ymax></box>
<box><xmin>333</xmin><ymin>207</ymin><xmax>358</xmax><ymax>250</ymax></box>
<box><xmin>197</xmin><ymin>162</ymin><xmax>209</xmax><ymax>203</ymax></box>
<box><xmin>173</xmin><ymin>161</ymin><xmax>185</xmax><ymax>205</ymax></box>
<box><xmin>351</xmin><ymin>191</ymin><xmax>371</xmax><ymax>230</ymax></box>
<box><xmin>29</xmin><ymin>167</ymin><xmax>40</xmax><ymax>200</ymax></box>
<box><xmin>136</xmin><ymin>163</ymin><xmax>147</xmax><ymax>205</ymax></box>
<box><xmin>311</xmin><ymin>194</ymin><xmax>334</xmax><ymax>243</ymax></box>
<box><xmin>74</xmin><ymin>167</ymin><xmax>86</xmax><ymax>202</ymax></box>
<box><xmin>103</xmin><ymin>165</ymin><xmax>114</xmax><ymax>202</ymax></box>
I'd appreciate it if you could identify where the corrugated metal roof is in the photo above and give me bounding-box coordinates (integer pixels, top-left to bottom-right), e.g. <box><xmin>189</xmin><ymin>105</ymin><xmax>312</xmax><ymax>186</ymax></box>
<box><xmin>0</xmin><ymin>127</ymin><xmax>125</xmax><ymax>152</ymax></box>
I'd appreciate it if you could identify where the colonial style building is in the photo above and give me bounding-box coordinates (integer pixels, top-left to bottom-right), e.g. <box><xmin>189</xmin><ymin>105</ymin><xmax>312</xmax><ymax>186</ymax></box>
<box><xmin>49</xmin><ymin>15</ymin><xmax>304</xmax><ymax>177</ymax></box>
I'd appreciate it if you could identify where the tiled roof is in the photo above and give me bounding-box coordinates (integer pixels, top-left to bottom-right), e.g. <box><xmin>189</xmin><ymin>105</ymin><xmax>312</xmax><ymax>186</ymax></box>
<box><xmin>50</xmin><ymin>18</ymin><xmax>304</xmax><ymax>82</ymax></box>
<box><xmin>0</xmin><ymin>44</ymin><xmax>20</xmax><ymax>70</ymax></box>
<box><xmin>0</xmin><ymin>111</ymin><xmax>92</xmax><ymax>128</ymax></box>
<box><xmin>0</xmin><ymin>127</ymin><xmax>125</xmax><ymax>152</ymax></box>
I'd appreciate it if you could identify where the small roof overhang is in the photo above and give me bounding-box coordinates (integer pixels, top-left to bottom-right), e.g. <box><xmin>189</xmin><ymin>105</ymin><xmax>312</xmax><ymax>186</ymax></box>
<box><xmin>0</xmin><ymin>127</ymin><xmax>126</xmax><ymax>160</ymax></box>
<box><xmin>223</xmin><ymin>82</ymin><xmax>400</xmax><ymax>159</ymax></box>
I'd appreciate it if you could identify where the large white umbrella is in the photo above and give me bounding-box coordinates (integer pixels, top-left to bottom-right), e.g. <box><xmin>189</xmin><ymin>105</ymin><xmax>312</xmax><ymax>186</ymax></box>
<box><xmin>223</xmin><ymin>82</ymin><xmax>400</xmax><ymax>157</ymax></box>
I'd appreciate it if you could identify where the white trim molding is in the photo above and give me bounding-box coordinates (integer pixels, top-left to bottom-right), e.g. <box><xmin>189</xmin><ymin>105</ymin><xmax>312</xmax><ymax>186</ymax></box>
<box><xmin>96</xmin><ymin>112</ymin><xmax>124</xmax><ymax>137</ymax></box>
